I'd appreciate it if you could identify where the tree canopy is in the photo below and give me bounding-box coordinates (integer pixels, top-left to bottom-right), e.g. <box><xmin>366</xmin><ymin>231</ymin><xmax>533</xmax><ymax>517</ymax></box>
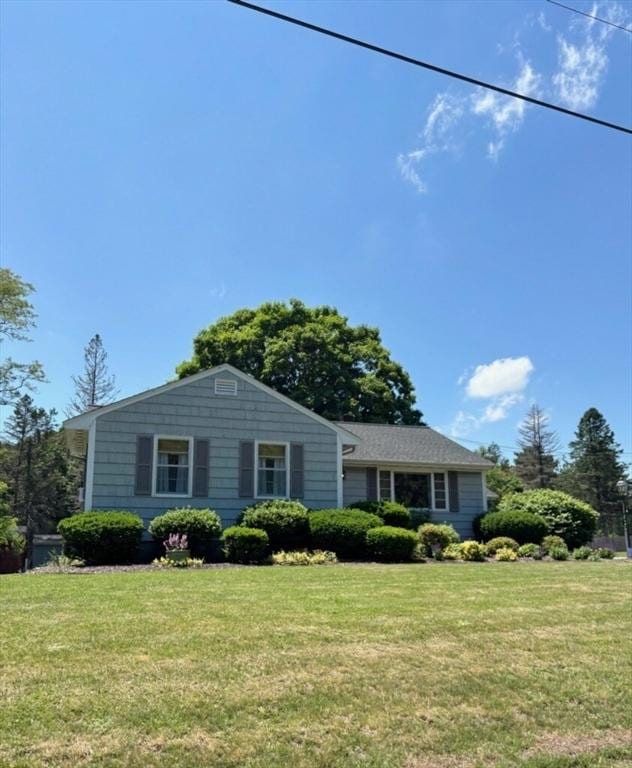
<box><xmin>177</xmin><ymin>299</ymin><xmax>423</xmax><ymax>424</ymax></box>
<box><xmin>0</xmin><ymin>268</ymin><xmax>45</xmax><ymax>405</ymax></box>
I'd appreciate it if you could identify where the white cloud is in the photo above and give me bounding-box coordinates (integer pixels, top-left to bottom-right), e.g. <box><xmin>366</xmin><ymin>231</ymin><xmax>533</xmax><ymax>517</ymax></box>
<box><xmin>397</xmin><ymin>150</ymin><xmax>429</xmax><ymax>194</ymax></box>
<box><xmin>471</xmin><ymin>62</ymin><xmax>541</xmax><ymax>153</ymax></box>
<box><xmin>466</xmin><ymin>356</ymin><xmax>534</xmax><ymax>398</ymax></box>
<box><xmin>397</xmin><ymin>94</ymin><xmax>465</xmax><ymax>193</ymax></box>
<box><xmin>482</xmin><ymin>392</ymin><xmax>524</xmax><ymax>422</ymax></box>
<box><xmin>552</xmin><ymin>1</ymin><xmax>630</xmax><ymax>109</ymax></box>
<box><xmin>552</xmin><ymin>36</ymin><xmax>607</xmax><ymax>110</ymax></box>
<box><xmin>423</xmin><ymin>93</ymin><xmax>464</xmax><ymax>143</ymax></box>
<box><xmin>397</xmin><ymin>1</ymin><xmax>628</xmax><ymax>194</ymax></box>
<box><xmin>443</xmin><ymin>358</ymin><xmax>533</xmax><ymax>437</ymax></box>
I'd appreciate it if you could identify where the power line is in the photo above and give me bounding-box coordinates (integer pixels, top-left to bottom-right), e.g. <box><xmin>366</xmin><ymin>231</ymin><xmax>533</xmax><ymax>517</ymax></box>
<box><xmin>227</xmin><ymin>0</ymin><xmax>632</xmax><ymax>136</ymax></box>
<box><xmin>546</xmin><ymin>0</ymin><xmax>632</xmax><ymax>34</ymax></box>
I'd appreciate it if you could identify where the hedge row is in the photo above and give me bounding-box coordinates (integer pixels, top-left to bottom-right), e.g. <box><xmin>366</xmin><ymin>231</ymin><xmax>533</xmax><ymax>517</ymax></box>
<box><xmin>56</xmin><ymin>488</ymin><xmax>602</xmax><ymax>565</ymax></box>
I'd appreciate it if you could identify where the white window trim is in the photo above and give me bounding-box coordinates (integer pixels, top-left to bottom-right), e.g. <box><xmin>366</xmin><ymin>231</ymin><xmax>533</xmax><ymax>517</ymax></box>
<box><xmin>254</xmin><ymin>440</ymin><xmax>290</xmax><ymax>499</ymax></box>
<box><xmin>152</xmin><ymin>435</ymin><xmax>194</xmax><ymax>498</ymax></box>
<box><xmin>377</xmin><ymin>467</ymin><xmax>450</xmax><ymax>513</ymax></box>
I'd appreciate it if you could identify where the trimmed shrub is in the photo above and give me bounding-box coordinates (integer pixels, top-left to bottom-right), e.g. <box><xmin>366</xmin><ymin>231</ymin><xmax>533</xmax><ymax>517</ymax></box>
<box><xmin>542</xmin><ymin>535</ymin><xmax>566</xmax><ymax>554</ymax></box>
<box><xmin>572</xmin><ymin>545</ymin><xmax>593</xmax><ymax>560</ymax></box>
<box><xmin>484</xmin><ymin>537</ymin><xmax>519</xmax><ymax>556</ymax></box>
<box><xmin>518</xmin><ymin>543</ymin><xmax>541</xmax><ymax>558</ymax></box>
<box><xmin>460</xmin><ymin>540</ymin><xmax>486</xmax><ymax>562</ymax></box>
<box><xmin>497</xmin><ymin>489</ymin><xmax>598</xmax><ymax>549</ymax></box>
<box><xmin>479</xmin><ymin>510</ymin><xmax>548</xmax><ymax>545</ymax></box>
<box><xmin>272</xmin><ymin>549</ymin><xmax>337</xmax><ymax>566</ymax></box>
<box><xmin>309</xmin><ymin>509</ymin><xmax>383</xmax><ymax>560</ymax></box>
<box><xmin>418</xmin><ymin>523</ymin><xmax>460</xmax><ymax>557</ymax></box>
<box><xmin>148</xmin><ymin>508</ymin><xmax>222</xmax><ymax>557</ymax></box>
<box><xmin>596</xmin><ymin>547</ymin><xmax>615</xmax><ymax>559</ymax></box>
<box><xmin>222</xmin><ymin>526</ymin><xmax>269</xmax><ymax>564</ymax></box>
<box><xmin>495</xmin><ymin>547</ymin><xmax>518</xmax><ymax>562</ymax></box>
<box><xmin>240</xmin><ymin>500</ymin><xmax>309</xmax><ymax>551</ymax></box>
<box><xmin>58</xmin><ymin>511</ymin><xmax>144</xmax><ymax>565</ymax></box>
<box><xmin>441</xmin><ymin>543</ymin><xmax>462</xmax><ymax>561</ymax></box>
<box><xmin>549</xmin><ymin>545</ymin><xmax>569</xmax><ymax>561</ymax></box>
<box><xmin>366</xmin><ymin>526</ymin><xmax>418</xmax><ymax>562</ymax></box>
<box><xmin>350</xmin><ymin>501</ymin><xmax>411</xmax><ymax>528</ymax></box>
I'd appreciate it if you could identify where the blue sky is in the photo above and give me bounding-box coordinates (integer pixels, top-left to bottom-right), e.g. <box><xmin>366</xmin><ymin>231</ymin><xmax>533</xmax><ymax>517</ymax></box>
<box><xmin>2</xmin><ymin>0</ymin><xmax>631</xmax><ymax>467</ymax></box>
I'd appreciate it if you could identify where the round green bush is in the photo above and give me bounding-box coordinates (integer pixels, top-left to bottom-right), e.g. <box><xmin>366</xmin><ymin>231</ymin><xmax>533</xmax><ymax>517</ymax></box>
<box><xmin>497</xmin><ymin>489</ymin><xmax>598</xmax><ymax>549</ymax></box>
<box><xmin>0</xmin><ymin>515</ymin><xmax>25</xmax><ymax>554</ymax></box>
<box><xmin>596</xmin><ymin>547</ymin><xmax>615</xmax><ymax>559</ymax></box>
<box><xmin>517</xmin><ymin>543</ymin><xmax>541</xmax><ymax>558</ymax></box>
<box><xmin>542</xmin><ymin>535</ymin><xmax>566</xmax><ymax>553</ymax></box>
<box><xmin>549</xmin><ymin>545</ymin><xmax>569</xmax><ymax>561</ymax></box>
<box><xmin>239</xmin><ymin>500</ymin><xmax>309</xmax><ymax>551</ymax></box>
<box><xmin>484</xmin><ymin>537</ymin><xmax>519</xmax><ymax>556</ymax></box>
<box><xmin>350</xmin><ymin>501</ymin><xmax>411</xmax><ymax>528</ymax></box>
<box><xmin>365</xmin><ymin>526</ymin><xmax>417</xmax><ymax>562</ymax></box>
<box><xmin>148</xmin><ymin>508</ymin><xmax>222</xmax><ymax>557</ymax></box>
<box><xmin>572</xmin><ymin>545</ymin><xmax>593</xmax><ymax>560</ymax></box>
<box><xmin>222</xmin><ymin>526</ymin><xmax>269</xmax><ymax>564</ymax></box>
<box><xmin>418</xmin><ymin>523</ymin><xmax>460</xmax><ymax>557</ymax></box>
<box><xmin>309</xmin><ymin>509</ymin><xmax>383</xmax><ymax>560</ymax></box>
<box><xmin>479</xmin><ymin>510</ymin><xmax>548</xmax><ymax>545</ymax></box>
<box><xmin>460</xmin><ymin>540</ymin><xmax>486</xmax><ymax>562</ymax></box>
<box><xmin>58</xmin><ymin>511</ymin><xmax>144</xmax><ymax>565</ymax></box>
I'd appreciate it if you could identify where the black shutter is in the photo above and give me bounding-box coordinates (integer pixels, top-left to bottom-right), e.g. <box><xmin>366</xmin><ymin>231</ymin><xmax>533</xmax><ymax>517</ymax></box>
<box><xmin>135</xmin><ymin>435</ymin><xmax>153</xmax><ymax>495</ymax></box>
<box><xmin>366</xmin><ymin>467</ymin><xmax>377</xmax><ymax>501</ymax></box>
<box><xmin>290</xmin><ymin>443</ymin><xmax>304</xmax><ymax>498</ymax></box>
<box><xmin>192</xmin><ymin>439</ymin><xmax>209</xmax><ymax>497</ymax></box>
<box><xmin>448</xmin><ymin>471</ymin><xmax>459</xmax><ymax>513</ymax></box>
<box><xmin>239</xmin><ymin>441</ymin><xmax>255</xmax><ymax>498</ymax></box>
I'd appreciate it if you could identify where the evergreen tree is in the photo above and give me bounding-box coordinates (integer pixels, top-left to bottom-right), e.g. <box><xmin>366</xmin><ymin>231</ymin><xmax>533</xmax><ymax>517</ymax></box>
<box><xmin>68</xmin><ymin>334</ymin><xmax>117</xmax><ymax>415</ymax></box>
<box><xmin>556</xmin><ymin>408</ymin><xmax>626</xmax><ymax>528</ymax></box>
<box><xmin>514</xmin><ymin>405</ymin><xmax>559</xmax><ymax>489</ymax></box>
<box><xmin>3</xmin><ymin>395</ymin><xmax>79</xmax><ymax>533</ymax></box>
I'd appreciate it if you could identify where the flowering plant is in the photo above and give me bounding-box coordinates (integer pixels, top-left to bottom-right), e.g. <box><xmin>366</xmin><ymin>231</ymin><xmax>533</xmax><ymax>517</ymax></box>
<box><xmin>164</xmin><ymin>533</ymin><xmax>189</xmax><ymax>552</ymax></box>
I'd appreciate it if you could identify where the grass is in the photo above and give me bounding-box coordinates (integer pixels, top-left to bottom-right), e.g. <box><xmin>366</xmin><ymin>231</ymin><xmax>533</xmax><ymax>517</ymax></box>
<box><xmin>1</xmin><ymin>562</ymin><xmax>631</xmax><ymax>768</ymax></box>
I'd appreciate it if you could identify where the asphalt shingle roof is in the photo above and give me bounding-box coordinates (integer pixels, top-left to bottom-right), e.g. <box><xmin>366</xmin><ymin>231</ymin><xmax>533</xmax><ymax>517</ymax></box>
<box><xmin>335</xmin><ymin>422</ymin><xmax>493</xmax><ymax>468</ymax></box>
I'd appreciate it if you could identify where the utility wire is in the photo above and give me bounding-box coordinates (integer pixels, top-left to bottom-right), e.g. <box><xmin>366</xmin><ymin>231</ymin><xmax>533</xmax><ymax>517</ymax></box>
<box><xmin>227</xmin><ymin>0</ymin><xmax>632</xmax><ymax>135</ymax></box>
<box><xmin>546</xmin><ymin>0</ymin><xmax>632</xmax><ymax>33</ymax></box>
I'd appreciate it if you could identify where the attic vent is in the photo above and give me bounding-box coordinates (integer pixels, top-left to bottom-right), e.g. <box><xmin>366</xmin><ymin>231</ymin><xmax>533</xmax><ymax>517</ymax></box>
<box><xmin>214</xmin><ymin>378</ymin><xmax>237</xmax><ymax>396</ymax></box>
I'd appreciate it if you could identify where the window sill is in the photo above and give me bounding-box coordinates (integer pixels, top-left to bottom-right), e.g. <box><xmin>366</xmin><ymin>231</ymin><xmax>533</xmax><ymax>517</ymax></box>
<box><xmin>153</xmin><ymin>493</ymin><xmax>192</xmax><ymax>499</ymax></box>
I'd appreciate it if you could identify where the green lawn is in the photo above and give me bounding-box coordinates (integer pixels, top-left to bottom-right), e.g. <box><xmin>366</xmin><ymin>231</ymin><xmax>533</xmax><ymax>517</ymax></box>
<box><xmin>1</xmin><ymin>563</ymin><xmax>631</xmax><ymax>768</ymax></box>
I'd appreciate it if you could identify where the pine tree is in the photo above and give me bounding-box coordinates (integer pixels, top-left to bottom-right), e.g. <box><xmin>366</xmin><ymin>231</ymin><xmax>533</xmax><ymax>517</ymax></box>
<box><xmin>3</xmin><ymin>395</ymin><xmax>79</xmax><ymax>533</ymax></box>
<box><xmin>68</xmin><ymin>334</ymin><xmax>117</xmax><ymax>415</ymax></box>
<box><xmin>556</xmin><ymin>408</ymin><xmax>626</xmax><ymax>528</ymax></box>
<box><xmin>514</xmin><ymin>405</ymin><xmax>559</xmax><ymax>489</ymax></box>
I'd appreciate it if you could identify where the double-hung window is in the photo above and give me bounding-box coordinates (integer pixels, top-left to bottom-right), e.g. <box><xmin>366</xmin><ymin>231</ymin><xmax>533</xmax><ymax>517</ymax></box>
<box><xmin>256</xmin><ymin>443</ymin><xmax>288</xmax><ymax>498</ymax></box>
<box><xmin>155</xmin><ymin>437</ymin><xmax>191</xmax><ymax>495</ymax></box>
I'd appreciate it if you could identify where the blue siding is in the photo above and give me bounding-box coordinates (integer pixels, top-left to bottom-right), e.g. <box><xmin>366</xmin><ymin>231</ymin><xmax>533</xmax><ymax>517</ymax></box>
<box><xmin>90</xmin><ymin>373</ymin><xmax>339</xmax><ymax>527</ymax></box>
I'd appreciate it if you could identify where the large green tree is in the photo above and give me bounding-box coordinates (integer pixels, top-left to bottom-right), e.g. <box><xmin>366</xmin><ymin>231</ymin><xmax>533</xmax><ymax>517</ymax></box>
<box><xmin>514</xmin><ymin>405</ymin><xmax>558</xmax><ymax>489</ymax></box>
<box><xmin>0</xmin><ymin>269</ymin><xmax>45</xmax><ymax>404</ymax></box>
<box><xmin>556</xmin><ymin>408</ymin><xmax>626</xmax><ymax>528</ymax></box>
<box><xmin>177</xmin><ymin>299</ymin><xmax>423</xmax><ymax>423</ymax></box>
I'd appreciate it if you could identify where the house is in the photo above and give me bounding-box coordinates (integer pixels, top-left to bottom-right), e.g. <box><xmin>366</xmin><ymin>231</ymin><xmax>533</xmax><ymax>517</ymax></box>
<box><xmin>63</xmin><ymin>364</ymin><xmax>492</xmax><ymax>538</ymax></box>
